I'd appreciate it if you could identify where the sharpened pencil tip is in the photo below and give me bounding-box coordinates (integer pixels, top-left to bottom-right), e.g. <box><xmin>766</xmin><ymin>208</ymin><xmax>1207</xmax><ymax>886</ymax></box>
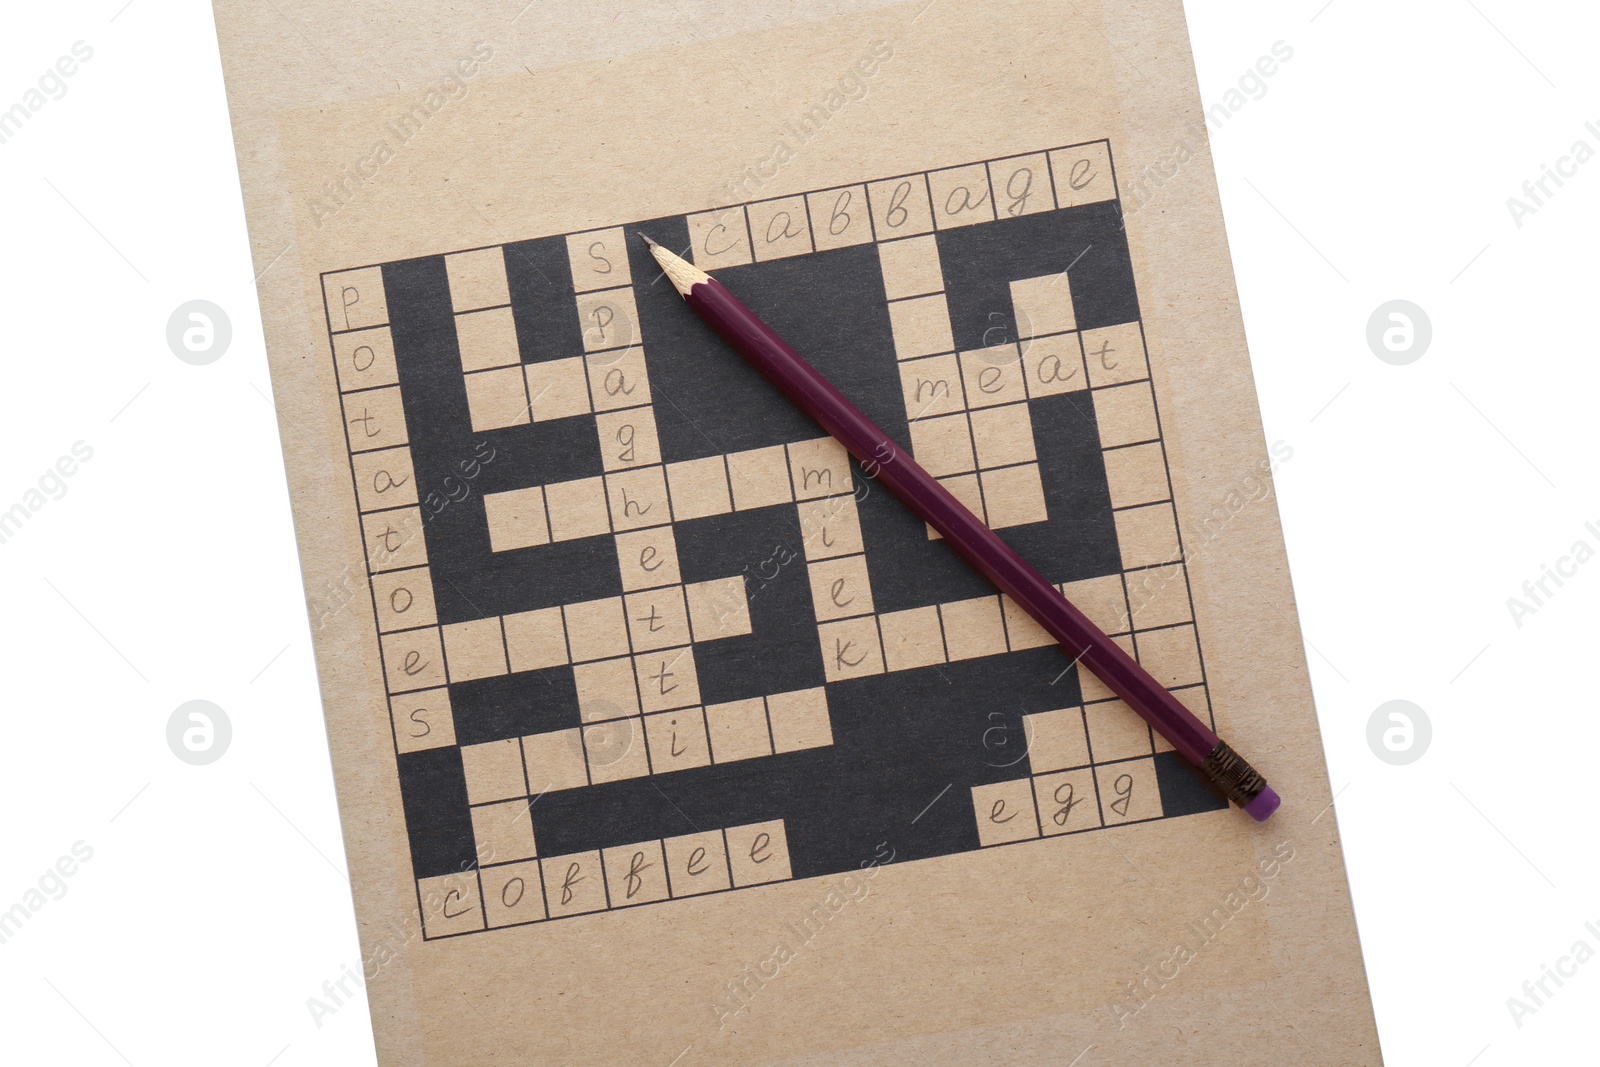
<box><xmin>641</xmin><ymin>235</ymin><xmax>712</xmax><ymax>297</ymax></box>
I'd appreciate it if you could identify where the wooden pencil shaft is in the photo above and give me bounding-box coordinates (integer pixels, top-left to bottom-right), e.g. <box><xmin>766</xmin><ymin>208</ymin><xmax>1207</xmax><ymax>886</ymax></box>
<box><xmin>686</xmin><ymin>277</ymin><xmax>1222</xmax><ymax>765</ymax></box>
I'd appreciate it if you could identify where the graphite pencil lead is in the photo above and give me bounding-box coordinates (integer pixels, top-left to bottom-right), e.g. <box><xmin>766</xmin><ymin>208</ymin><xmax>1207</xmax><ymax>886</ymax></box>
<box><xmin>638</xmin><ymin>231</ymin><xmax>661</xmax><ymax>249</ymax></box>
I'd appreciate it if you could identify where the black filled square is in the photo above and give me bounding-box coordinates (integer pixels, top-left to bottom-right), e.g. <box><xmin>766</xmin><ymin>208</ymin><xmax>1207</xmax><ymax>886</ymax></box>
<box><xmin>398</xmin><ymin>746</ymin><xmax>478</xmax><ymax>878</ymax></box>
<box><xmin>504</xmin><ymin>235</ymin><xmax>585</xmax><ymax>363</ymax></box>
<box><xmin>992</xmin><ymin>390</ymin><xmax>1121</xmax><ymax>585</ymax></box>
<box><xmin>937</xmin><ymin>202</ymin><xmax>1140</xmax><ymax>353</ymax></box>
<box><xmin>642</xmin><ymin>241</ymin><xmax>903</xmax><ymax>463</ymax></box>
<box><xmin>854</xmin><ymin>465</ymin><xmax>993</xmax><ymax>614</ymax></box>
<box><xmin>675</xmin><ymin>508</ymin><xmax>825</xmax><ymax>703</ymax></box>
<box><xmin>449</xmin><ymin>666</ymin><xmax>582</xmax><ymax>746</ymax></box>
<box><xmin>430</xmin><ymin>532</ymin><xmax>623</xmax><ymax>624</ymax></box>
<box><xmin>1153</xmin><ymin>750</ymin><xmax>1229</xmax><ymax>818</ymax></box>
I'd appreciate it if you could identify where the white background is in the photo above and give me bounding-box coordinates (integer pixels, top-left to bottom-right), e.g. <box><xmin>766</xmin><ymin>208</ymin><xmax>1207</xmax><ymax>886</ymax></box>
<box><xmin>0</xmin><ymin>1</ymin><xmax>1595</xmax><ymax>1064</ymax></box>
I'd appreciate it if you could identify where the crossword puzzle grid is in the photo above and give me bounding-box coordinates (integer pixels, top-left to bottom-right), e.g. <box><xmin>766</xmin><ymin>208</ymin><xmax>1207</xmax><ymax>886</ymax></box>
<box><xmin>321</xmin><ymin>140</ymin><xmax>1227</xmax><ymax>940</ymax></box>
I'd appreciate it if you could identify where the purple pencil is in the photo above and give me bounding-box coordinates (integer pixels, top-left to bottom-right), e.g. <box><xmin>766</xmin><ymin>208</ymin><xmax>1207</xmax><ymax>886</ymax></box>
<box><xmin>644</xmin><ymin>235</ymin><xmax>1280</xmax><ymax>822</ymax></box>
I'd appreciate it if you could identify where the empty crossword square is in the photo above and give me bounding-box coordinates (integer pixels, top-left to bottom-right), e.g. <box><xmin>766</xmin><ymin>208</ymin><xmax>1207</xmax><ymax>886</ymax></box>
<box><xmin>634</xmin><ymin>646</ymin><xmax>701</xmax><ymax>712</ymax></box>
<box><xmin>562</xmin><ymin>596</ymin><xmax>630</xmax><ymax>663</ymax></box>
<box><xmin>1083</xmin><ymin>322</ymin><xmax>1149</xmax><ymax>388</ymax></box>
<box><xmin>1001</xmin><ymin>595</ymin><xmax>1052</xmax><ymax>650</ymax></box>
<box><xmin>603</xmin><ymin>840</ymin><xmax>669</xmax><ymax>907</ymax></box>
<box><xmin>576</xmin><ymin>287</ymin><xmax>641</xmax><ymax>353</ymax></box>
<box><xmin>471</xmin><ymin>798</ymin><xmax>537</xmax><ymax>866</ymax></box>
<box><xmin>573</xmin><ymin>657</ymin><xmax>640</xmax><ymax>722</ymax></box>
<box><xmin>543</xmin><ymin>477</ymin><xmax>610</xmax><ymax>542</ymax></box>
<box><xmin>664</xmin><ymin>830</ymin><xmax>731</xmax><ymax>897</ymax></box>
<box><xmin>748</xmin><ymin>195</ymin><xmax>813</xmax><ymax>261</ymax></box>
<box><xmin>484</xmin><ymin>486</ymin><xmax>549</xmax><ymax>552</ymax></box>
<box><xmin>981</xmin><ymin>463</ymin><xmax>1048</xmax><ymax>528</ymax></box>
<box><xmin>342</xmin><ymin>385</ymin><xmax>409</xmax><ymax>453</ymax></box>
<box><xmin>930</xmin><ymin>473</ymin><xmax>985</xmax><ymax>538</ymax></box>
<box><xmin>323</xmin><ymin>266</ymin><xmax>389</xmax><ymax>332</ymax></box>
<box><xmin>705</xmin><ymin>698</ymin><xmax>773</xmax><ymax>763</ymax></box>
<box><xmin>595</xmin><ymin>407</ymin><xmax>661</xmax><ymax>472</ymax></box>
<box><xmin>1034</xmin><ymin>768</ymin><xmax>1101</xmax><ymax>836</ymax></box>
<box><xmin>1097</xmin><ymin>757</ymin><xmax>1163</xmax><ymax>825</ymax></box>
<box><xmin>1025</xmin><ymin>707</ymin><xmax>1090</xmax><ymax>774</ymax></box>
<box><xmin>481</xmin><ymin>860</ymin><xmax>547</xmax><ymax>928</ymax></box>
<box><xmin>686</xmin><ymin>207</ymin><xmax>753</xmax><ymax>269</ymax></box>
<box><xmin>390</xmin><ymin>688</ymin><xmax>455</xmax><ymax>754</ymax></box>
<box><xmin>799</xmin><ymin>493</ymin><xmax>865</xmax><ymax>560</ymax></box>
<box><xmin>1136</xmin><ymin>624</ymin><xmax>1203</xmax><ymax>688</ymax></box>
<box><xmin>879</xmin><ymin>605</ymin><xmax>947</xmax><ymax>672</ymax></box>
<box><xmin>584</xmin><ymin>716</ymin><xmax>650</xmax><ymax>784</ymax></box>
<box><xmin>1020</xmin><ymin>333</ymin><xmax>1087</xmax><ymax>398</ymax></box>
<box><xmin>380</xmin><ymin>626</ymin><xmax>445</xmax><ymax>692</ymax></box>
<box><xmin>1009</xmin><ymin>274</ymin><xmax>1076</xmax><ymax>339</ymax></box>
<box><xmin>971</xmin><ymin>780</ymin><xmax>1039</xmax><ymax>846</ymax></box>
<box><xmin>542</xmin><ymin>852</ymin><xmax>608</xmax><ymax>918</ymax></box>
<box><xmin>909</xmin><ymin>413</ymin><xmax>975</xmax><ymax>476</ymax></box>
<box><xmin>1125</xmin><ymin>564</ymin><xmax>1193</xmax><ymax>630</ymax></box>
<box><xmin>888</xmin><ymin>293</ymin><xmax>955</xmax><ymax>360</ymax></box>
<box><xmin>928</xmin><ymin>163</ymin><xmax>995</xmax><ymax>229</ymax></box>
<box><xmin>807</xmin><ymin>185</ymin><xmax>874</xmax><ymax>250</ymax></box>
<box><xmin>1062</xmin><ymin>574</ymin><xmax>1129</xmax><ymax>635</ymax></box>
<box><xmin>970</xmin><ymin>403</ymin><xmax>1038</xmax><ymax>469</ymax></box>
<box><xmin>607</xmin><ymin>466</ymin><xmax>672</xmax><ymax>531</ymax></box>
<box><xmin>455</xmin><ymin>306</ymin><xmax>521</xmax><ymax>372</ymax></box>
<box><xmin>624</xmin><ymin>587</ymin><xmax>691</xmax><ymax>652</ymax></box>
<box><xmin>586</xmin><ymin>346</ymin><xmax>652</xmax><ymax>411</ymax></box>
<box><xmin>615</xmin><ymin>525</ymin><xmax>682</xmax><ymax>591</ymax></box>
<box><xmin>644</xmin><ymin>707</ymin><xmax>711</xmax><ymax>773</ymax></box>
<box><xmin>727</xmin><ymin>820</ymin><xmax>792</xmax><ymax>887</ymax></box>
<box><xmin>726</xmin><ymin>446</ymin><xmax>792</xmax><ymax>511</ymax></box>
<box><xmin>818</xmin><ymin>616</ymin><xmax>884</xmax><ymax>682</ymax></box>
<box><xmin>1050</xmin><ymin>141</ymin><xmax>1118</xmax><ymax>207</ymax></box>
<box><xmin>1085</xmin><ymin>699</ymin><xmax>1153</xmax><ymax>762</ymax></box>
<box><xmin>868</xmin><ymin>174</ymin><xmax>934</xmax><ymax>238</ymax></box>
<box><xmin>445</xmin><ymin>247</ymin><xmax>510</xmax><ymax>312</ymax></box>
<box><xmin>464</xmin><ymin>367</ymin><xmax>531</xmax><ymax>432</ymax></box>
<box><xmin>1077</xmin><ymin>633</ymin><xmax>1137</xmax><ymax>703</ymax></box>
<box><xmin>521</xmin><ymin>728</ymin><xmax>589</xmax><ymax>794</ymax></box>
<box><xmin>988</xmin><ymin>153</ymin><xmax>1054</xmax><ymax>218</ymax></box>
<box><xmin>566</xmin><ymin>228</ymin><xmax>632</xmax><ymax>293</ymax></box>
<box><xmin>685</xmin><ymin>576</ymin><xmax>750</xmax><ymax>640</ymax></box>
<box><xmin>807</xmin><ymin>555</ymin><xmax>874</xmax><ymax>621</ymax></box>
<box><xmin>767</xmin><ymin>688</ymin><xmax>832</xmax><ymax>753</ymax></box>
<box><xmin>1093</xmin><ymin>382</ymin><xmax>1160</xmax><ymax>448</ymax></box>
<box><xmin>503</xmin><ymin>606</ymin><xmax>568</xmax><ymax>672</ymax></box>
<box><xmin>461</xmin><ymin>738</ymin><xmax>526</xmax><ymax>804</ymax></box>
<box><xmin>526</xmin><ymin>357</ymin><xmax>592</xmax><ymax>422</ymax></box>
<box><xmin>1157</xmin><ymin>692</ymin><xmax>1202</xmax><ymax>753</ymax></box>
<box><xmin>878</xmin><ymin>234</ymin><xmax>944</xmax><ymax>300</ymax></box>
<box><xmin>1103</xmin><ymin>442</ymin><xmax>1171</xmax><ymax>508</ymax></box>
<box><xmin>900</xmin><ymin>354</ymin><xmax>965</xmax><ymax>419</ymax></box>
<box><xmin>959</xmin><ymin>345</ymin><xmax>1026</xmax><ymax>408</ymax></box>
<box><xmin>1115</xmin><ymin>503</ymin><xmax>1183</xmax><ymax>569</ymax></box>
<box><xmin>442</xmin><ymin>618</ymin><xmax>508</xmax><ymax>682</ymax></box>
<box><xmin>351</xmin><ymin>447</ymin><xmax>418</xmax><ymax>511</ymax></box>
<box><xmin>787</xmin><ymin>437</ymin><xmax>851</xmax><ymax>500</ymax></box>
<box><xmin>371</xmin><ymin>567</ymin><xmax>437</xmax><ymax>633</ymax></box>
<box><xmin>940</xmin><ymin>596</ymin><xmax>1007</xmax><ymax>661</ymax></box>
<box><xmin>666</xmin><ymin>456</ymin><xmax>732</xmax><ymax>520</ymax></box>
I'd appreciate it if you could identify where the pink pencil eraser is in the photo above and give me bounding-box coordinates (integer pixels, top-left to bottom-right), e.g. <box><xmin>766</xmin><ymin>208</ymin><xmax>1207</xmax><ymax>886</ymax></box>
<box><xmin>1244</xmin><ymin>785</ymin><xmax>1281</xmax><ymax>822</ymax></box>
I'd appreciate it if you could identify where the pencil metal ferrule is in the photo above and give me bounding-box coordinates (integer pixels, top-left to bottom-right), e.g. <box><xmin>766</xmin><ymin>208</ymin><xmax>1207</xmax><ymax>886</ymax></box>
<box><xmin>1199</xmin><ymin>740</ymin><xmax>1268</xmax><ymax>808</ymax></box>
